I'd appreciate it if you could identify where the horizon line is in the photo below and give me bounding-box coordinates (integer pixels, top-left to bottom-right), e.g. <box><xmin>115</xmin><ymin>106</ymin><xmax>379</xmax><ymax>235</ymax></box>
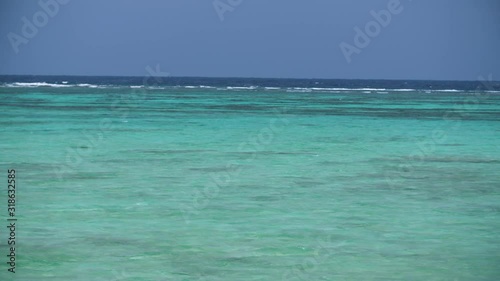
<box><xmin>0</xmin><ymin>74</ymin><xmax>497</xmax><ymax>83</ymax></box>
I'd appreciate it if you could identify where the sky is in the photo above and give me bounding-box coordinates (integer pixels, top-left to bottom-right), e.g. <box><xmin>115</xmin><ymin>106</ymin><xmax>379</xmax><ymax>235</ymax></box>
<box><xmin>0</xmin><ymin>0</ymin><xmax>499</xmax><ymax>80</ymax></box>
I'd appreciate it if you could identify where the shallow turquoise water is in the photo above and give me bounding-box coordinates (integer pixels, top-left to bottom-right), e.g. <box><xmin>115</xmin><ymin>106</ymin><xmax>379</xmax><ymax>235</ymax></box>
<box><xmin>1</xmin><ymin>86</ymin><xmax>500</xmax><ymax>280</ymax></box>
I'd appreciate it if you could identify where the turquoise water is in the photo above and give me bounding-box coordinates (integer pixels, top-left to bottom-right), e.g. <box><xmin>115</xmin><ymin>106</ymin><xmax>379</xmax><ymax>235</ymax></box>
<box><xmin>1</xmin><ymin>85</ymin><xmax>500</xmax><ymax>280</ymax></box>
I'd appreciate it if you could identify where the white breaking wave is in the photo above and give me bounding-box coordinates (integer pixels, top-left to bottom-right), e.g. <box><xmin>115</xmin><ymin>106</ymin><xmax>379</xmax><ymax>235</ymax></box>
<box><xmin>2</xmin><ymin>82</ymin><xmax>110</xmax><ymax>88</ymax></box>
<box><xmin>5</xmin><ymin>82</ymin><xmax>72</xmax><ymax>88</ymax></box>
<box><xmin>0</xmin><ymin>82</ymin><xmax>490</xmax><ymax>93</ymax></box>
<box><xmin>76</xmin><ymin>83</ymin><xmax>101</xmax><ymax>88</ymax></box>
<box><xmin>391</xmin><ymin>88</ymin><xmax>417</xmax><ymax>92</ymax></box>
<box><xmin>300</xmin><ymin>87</ymin><xmax>468</xmax><ymax>93</ymax></box>
<box><xmin>286</xmin><ymin>87</ymin><xmax>313</xmax><ymax>93</ymax></box>
<box><xmin>181</xmin><ymin>85</ymin><xmax>217</xmax><ymax>89</ymax></box>
<box><xmin>226</xmin><ymin>86</ymin><xmax>258</xmax><ymax>90</ymax></box>
<box><xmin>353</xmin><ymin>88</ymin><xmax>388</xmax><ymax>91</ymax></box>
<box><xmin>303</xmin><ymin>87</ymin><xmax>390</xmax><ymax>92</ymax></box>
<box><xmin>434</xmin><ymin>89</ymin><xmax>461</xmax><ymax>92</ymax></box>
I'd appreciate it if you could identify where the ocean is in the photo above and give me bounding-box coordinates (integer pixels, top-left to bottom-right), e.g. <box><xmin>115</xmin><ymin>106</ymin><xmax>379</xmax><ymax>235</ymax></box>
<box><xmin>0</xmin><ymin>76</ymin><xmax>499</xmax><ymax>280</ymax></box>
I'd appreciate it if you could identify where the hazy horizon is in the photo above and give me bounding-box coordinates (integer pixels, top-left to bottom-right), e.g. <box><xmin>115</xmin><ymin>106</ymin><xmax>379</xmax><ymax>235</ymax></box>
<box><xmin>1</xmin><ymin>74</ymin><xmax>500</xmax><ymax>84</ymax></box>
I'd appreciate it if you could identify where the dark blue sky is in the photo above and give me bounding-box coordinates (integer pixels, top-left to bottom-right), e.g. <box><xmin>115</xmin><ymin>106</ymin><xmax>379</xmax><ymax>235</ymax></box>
<box><xmin>1</xmin><ymin>0</ymin><xmax>499</xmax><ymax>80</ymax></box>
